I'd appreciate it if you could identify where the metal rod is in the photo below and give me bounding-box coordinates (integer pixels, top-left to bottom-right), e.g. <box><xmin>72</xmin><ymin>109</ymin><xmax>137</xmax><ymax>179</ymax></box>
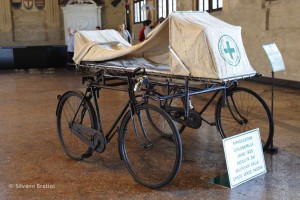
<box><xmin>271</xmin><ymin>71</ymin><xmax>274</xmax><ymax>148</ymax></box>
<box><xmin>272</xmin><ymin>71</ymin><xmax>274</xmax><ymax>118</ymax></box>
<box><xmin>153</xmin><ymin>85</ymin><xmax>227</xmax><ymax>101</ymax></box>
<box><xmin>106</xmin><ymin>101</ymin><xmax>130</xmax><ymax>141</ymax></box>
<box><xmin>92</xmin><ymin>86</ymin><xmax>104</xmax><ymax>134</ymax></box>
<box><xmin>184</xmin><ymin>79</ymin><xmax>190</xmax><ymax>117</ymax></box>
<box><xmin>199</xmin><ymin>90</ymin><xmax>221</xmax><ymax>115</ymax></box>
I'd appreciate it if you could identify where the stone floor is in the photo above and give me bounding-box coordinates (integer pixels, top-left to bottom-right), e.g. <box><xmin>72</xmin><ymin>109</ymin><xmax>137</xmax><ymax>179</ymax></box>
<box><xmin>0</xmin><ymin>68</ymin><xmax>299</xmax><ymax>200</ymax></box>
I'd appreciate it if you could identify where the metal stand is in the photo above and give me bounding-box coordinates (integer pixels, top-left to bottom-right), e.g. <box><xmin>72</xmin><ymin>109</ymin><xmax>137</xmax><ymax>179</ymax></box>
<box><xmin>208</xmin><ymin>173</ymin><xmax>230</xmax><ymax>188</ymax></box>
<box><xmin>266</xmin><ymin>71</ymin><xmax>278</xmax><ymax>154</ymax></box>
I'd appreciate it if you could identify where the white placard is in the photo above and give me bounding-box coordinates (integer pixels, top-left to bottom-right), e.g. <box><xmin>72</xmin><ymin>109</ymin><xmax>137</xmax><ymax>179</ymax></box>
<box><xmin>262</xmin><ymin>43</ymin><xmax>285</xmax><ymax>72</ymax></box>
<box><xmin>223</xmin><ymin>129</ymin><xmax>266</xmax><ymax>188</ymax></box>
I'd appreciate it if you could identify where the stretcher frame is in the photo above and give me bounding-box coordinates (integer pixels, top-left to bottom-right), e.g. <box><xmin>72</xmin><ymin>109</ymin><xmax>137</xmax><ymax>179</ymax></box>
<box><xmin>76</xmin><ymin>61</ymin><xmax>273</xmax><ymax>151</ymax></box>
<box><xmin>76</xmin><ymin>62</ymin><xmax>259</xmax><ymax>119</ymax></box>
<box><xmin>56</xmin><ymin>61</ymin><xmax>274</xmax><ymax>189</ymax></box>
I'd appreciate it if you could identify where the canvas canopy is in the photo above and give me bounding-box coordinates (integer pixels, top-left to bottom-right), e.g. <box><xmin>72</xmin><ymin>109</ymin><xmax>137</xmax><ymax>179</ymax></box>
<box><xmin>73</xmin><ymin>11</ymin><xmax>256</xmax><ymax>80</ymax></box>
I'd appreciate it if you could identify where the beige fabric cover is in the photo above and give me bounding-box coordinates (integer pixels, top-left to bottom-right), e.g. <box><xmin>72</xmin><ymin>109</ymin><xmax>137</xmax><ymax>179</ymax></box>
<box><xmin>73</xmin><ymin>11</ymin><xmax>256</xmax><ymax>79</ymax></box>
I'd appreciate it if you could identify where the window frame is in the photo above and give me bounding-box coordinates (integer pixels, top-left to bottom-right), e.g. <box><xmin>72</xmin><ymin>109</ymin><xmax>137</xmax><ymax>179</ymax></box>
<box><xmin>156</xmin><ymin>0</ymin><xmax>176</xmax><ymax>19</ymax></box>
<box><xmin>197</xmin><ymin>0</ymin><xmax>223</xmax><ymax>12</ymax></box>
<box><xmin>133</xmin><ymin>0</ymin><xmax>147</xmax><ymax>24</ymax></box>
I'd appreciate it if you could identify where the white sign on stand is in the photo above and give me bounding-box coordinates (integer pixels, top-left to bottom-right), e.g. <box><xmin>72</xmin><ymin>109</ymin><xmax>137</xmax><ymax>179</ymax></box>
<box><xmin>262</xmin><ymin>43</ymin><xmax>285</xmax><ymax>72</ymax></box>
<box><xmin>223</xmin><ymin>129</ymin><xmax>266</xmax><ymax>188</ymax></box>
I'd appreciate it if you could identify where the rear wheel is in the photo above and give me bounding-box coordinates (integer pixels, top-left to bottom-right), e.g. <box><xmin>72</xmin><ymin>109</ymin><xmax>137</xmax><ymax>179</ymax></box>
<box><xmin>119</xmin><ymin>104</ymin><xmax>182</xmax><ymax>188</ymax></box>
<box><xmin>162</xmin><ymin>100</ymin><xmax>186</xmax><ymax>133</ymax></box>
<box><xmin>159</xmin><ymin>87</ymin><xmax>186</xmax><ymax>133</ymax></box>
<box><xmin>215</xmin><ymin>87</ymin><xmax>274</xmax><ymax>150</ymax></box>
<box><xmin>56</xmin><ymin>91</ymin><xmax>97</xmax><ymax>160</ymax></box>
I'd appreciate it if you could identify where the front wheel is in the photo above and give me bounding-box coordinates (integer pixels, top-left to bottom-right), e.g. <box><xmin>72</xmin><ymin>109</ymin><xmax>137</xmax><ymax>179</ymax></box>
<box><xmin>119</xmin><ymin>104</ymin><xmax>182</xmax><ymax>189</ymax></box>
<box><xmin>215</xmin><ymin>87</ymin><xmax>274</xmax><ymax>151</ymax></box>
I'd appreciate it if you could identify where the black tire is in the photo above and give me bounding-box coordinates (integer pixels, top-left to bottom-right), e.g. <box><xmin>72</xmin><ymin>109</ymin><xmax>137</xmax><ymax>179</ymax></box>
<box><xmin>161</xmin><ymin>93</ymin><xmax>186</xmax><ymax>134</ymax></box>
<box><xmin>145</xmin><ymin>101</ymin><xmax>185</xmax><ymax>137</ymax></box>
<box><xmin>119</xmin><ymin>104</ymin><xmax>182</xmax><ymax>189</ymax></box>
<box><xmin>215</xmin><ymin>87</ymin><xmax>274</xmax><ymax>151</ymax></box>
<box><xmin>56</xmin><ymin>91</ymin><xmax>98</xmax><ymax>160</ymax></box>
<box><xmin>150</xmin><ymin>87</ymin><xmax>186</xmax><ymax>134</ymax></box>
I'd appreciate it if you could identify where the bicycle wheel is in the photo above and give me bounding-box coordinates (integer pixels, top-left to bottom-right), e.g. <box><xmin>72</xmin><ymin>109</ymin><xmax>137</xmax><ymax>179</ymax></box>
<box><xmin>161</xmin><ymin>94</ymin><xmax>186</xmax><ymax>134</ymax></box>
<box><xmin>119</xmin><ymin>104</ymin><xmax>182</xmax><ymax>188</ymax></box>
<box><xmin>148</xmin><ymin>87</ymin><xmax>186</xmax><ymax>135</ymax></box>
<box><xmin>56</xmin><ymin>91</ymin><xmax>98</xmax><ymax>160</ymax></box>
<box><xmin>215</xmin><ymin>87</ymin><xmax>274</xmax><ymax>150</ymax></box>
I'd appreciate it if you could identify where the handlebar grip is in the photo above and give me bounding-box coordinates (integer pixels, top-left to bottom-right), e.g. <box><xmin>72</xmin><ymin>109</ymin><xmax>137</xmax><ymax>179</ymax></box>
<box><xmin>133</xmin><ymin>67</ymin><xmax>142</xmax><ymax>73</ymax></box>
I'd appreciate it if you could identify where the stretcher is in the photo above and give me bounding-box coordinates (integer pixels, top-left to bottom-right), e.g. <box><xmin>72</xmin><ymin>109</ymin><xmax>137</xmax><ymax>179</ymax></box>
<box><xmin>56</xmin><ymin>11</ymin><xmax>274</xmax><ymax>189</ymax></box>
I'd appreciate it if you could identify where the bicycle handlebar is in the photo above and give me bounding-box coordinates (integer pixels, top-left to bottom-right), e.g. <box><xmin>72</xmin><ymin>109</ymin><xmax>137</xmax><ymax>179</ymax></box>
<box><xmin>132</xmin><ymin>67</ymin><xmax>145</xmax><ymax>75</ymax></box>
<box><xmin>133</xmin><ymin>67</ymin><xmax>142</xmax><ymax>73</ymax></box>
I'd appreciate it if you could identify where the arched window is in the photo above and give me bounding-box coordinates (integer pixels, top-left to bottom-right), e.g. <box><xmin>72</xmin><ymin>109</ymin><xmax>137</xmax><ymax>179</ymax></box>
<box><xmin>157</xmin><ymin>0</ymin><xmax>176</xmax><ymax>18</ymax></box>
<box><xmin>197</xmin><ymin>0</ymin><xmax>223</xmax><ymax>12</ymax></box>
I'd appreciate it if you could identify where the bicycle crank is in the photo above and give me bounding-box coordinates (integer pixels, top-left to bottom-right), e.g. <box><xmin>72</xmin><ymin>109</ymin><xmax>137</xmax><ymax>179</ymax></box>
<box><xmin>93</xmin><ymin>134</ymin><xmax>106</xmax><ymax>153</ymax></box>
<box><xmin>165</xmin><ymin>106</ymin><xmax>202</xmax><ymax>129</ymax></box>
<box><xmin>69</xmin><ymin>122</ymin><xmax>106</xmax><ymax>153</ymax></box>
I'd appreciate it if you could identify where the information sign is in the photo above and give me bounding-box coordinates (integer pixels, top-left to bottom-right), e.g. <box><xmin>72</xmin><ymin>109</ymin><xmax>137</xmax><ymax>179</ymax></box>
<box><xmin>262</xmin><ymin>43</ymin><xmax>285</xmax><ymax>72</ymax></box>
<box><xmin>223</xmin><ymin>129</ymin><xmax>266</xmax><ymax>188</ymax></box>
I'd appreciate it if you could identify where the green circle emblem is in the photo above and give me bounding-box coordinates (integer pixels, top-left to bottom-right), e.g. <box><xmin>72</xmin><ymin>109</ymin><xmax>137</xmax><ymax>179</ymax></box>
<box><xmin>218</xmin><ymin>35</ymin><xmax>241</xmax><ymax>66</ymax></box>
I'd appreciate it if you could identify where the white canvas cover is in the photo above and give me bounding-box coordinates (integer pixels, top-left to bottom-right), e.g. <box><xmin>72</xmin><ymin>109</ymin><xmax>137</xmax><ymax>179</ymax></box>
<box><xmin>73</xmin><ymin>11</ymin><xmax>256</xmax><ymax>80</ymax></box>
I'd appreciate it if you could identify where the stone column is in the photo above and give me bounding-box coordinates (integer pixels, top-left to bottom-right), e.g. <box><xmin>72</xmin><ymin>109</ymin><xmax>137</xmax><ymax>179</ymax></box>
<box><xmin>45</xmin><ymin>0</ymin><xmax>62</xmax><ymax>41</ymax></box>
<box><xmin>0</xmin><ymin>0</ymin><xmax>13</xmax><ymax>43</ymax></box>
<box><xmin>45</xmin><ymin>0</ymin><xmax>60</xmax><ymax>27</ymax></box>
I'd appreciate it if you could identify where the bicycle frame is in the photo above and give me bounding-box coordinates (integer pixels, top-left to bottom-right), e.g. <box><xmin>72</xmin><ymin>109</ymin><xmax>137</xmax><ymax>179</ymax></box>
<box><xmin>143</xmin><ymin>78</ymin><xmax>238</xmax><ymax>127</ymax></box>
<box><xmin>70</xmin><ymin>72</ymin><xmax>142</xmax><ymax>146</ymax></box>
<box><xmin>58</xmin><ymin>64</ymin><xmax>274</xmax><ymax>188</ymax></box>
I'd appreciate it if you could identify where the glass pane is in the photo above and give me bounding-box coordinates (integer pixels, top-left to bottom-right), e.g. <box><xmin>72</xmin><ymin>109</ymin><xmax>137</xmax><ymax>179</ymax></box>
<box><xmin>134</xmin><ymin>3</ymin><xmax>137</xmax><ymax>22</ymax></box>
<box><xmin>163</xmin><ymin>0</ymin><xmax>166</xmax><ymax>18</ymax></box>
<box><xmin>219</xmin><ymin>0</ymin><xmax>223</xmax><ymax>7</ymax></box>
<box><xmin>135</xmin><ymin>3</ymin><xmax>139</xmax><ymax>22</ymax></box>
<box><xmin>173</xmin><ymin>0</ymin><xmax>176</xmax><ymax>11</ymax></box>
<box><xmin>204</xmin><ymin>0</ymin><xmax>209</xmax><ymax>11</ymax></box>
<box><xmin>199</xmin><ymin>0</ymin><xmax>203</xmax><ymax>11</ymax></box>
<box><xmin>141</xmin><ymin>10</ymin><xmax>145</xmax><ymax>21</ymax></box>
<box><xmin>141</xmin><ymin>0</ymin><xmax>145</xmax><ymax>21</ymax></box>
<box><xmin>158</xmin><ymin>0</ymin><xmax>163</xmax><ymax>18</ymax></box>
<box><xmin>213</xmin><ymin>0</ymin><xmax>217</xmax><ymax>9</ymax></box>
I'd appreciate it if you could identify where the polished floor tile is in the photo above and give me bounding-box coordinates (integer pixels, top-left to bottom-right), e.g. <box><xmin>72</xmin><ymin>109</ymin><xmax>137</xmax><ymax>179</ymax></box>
<box><xmin>0</xmin><ymin>68</ymin><xmax>299</xmax><ymax>200</ymax></box>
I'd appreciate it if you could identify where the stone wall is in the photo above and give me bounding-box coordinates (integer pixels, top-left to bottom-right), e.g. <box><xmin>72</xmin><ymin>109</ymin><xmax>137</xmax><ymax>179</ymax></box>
<box><xmin>0</xmin><ymin>0</ymin><xmax>64</xmax><ymax>46</ymax></box>
<box><xmin>101</xmin><ymin>0</ymin><xmax>126</xmax><ymax>30</ymax></box>
<box><xmin>0</xmin><ymin>0</ymin><xmax>299</xmax><ymax>81</ymax></box>
<box><xmin>0</xmin><ymin>0</ymin><xmax>126</xmax><ymax>46</ymax></box>
<box><xmin>217</xmin><ymin>0</ymin><xmax>300</xmax><ymax>81</ymax></box>
<box><xmin>130</xmin><ymin>0</ymin><xmax>300</xmax><ymax>82</ymax></box>
<box><xmin>0</xmin><ymin>0</ymin><xmax>14</xmax><ymax>45</ymax></box>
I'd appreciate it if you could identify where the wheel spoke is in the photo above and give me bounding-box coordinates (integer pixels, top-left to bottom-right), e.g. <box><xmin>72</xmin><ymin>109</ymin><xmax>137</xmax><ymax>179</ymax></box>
<box><xmin>216</xmin><ymin>87</ymin><xmax>274</xmax><ymax>150</ymax></box>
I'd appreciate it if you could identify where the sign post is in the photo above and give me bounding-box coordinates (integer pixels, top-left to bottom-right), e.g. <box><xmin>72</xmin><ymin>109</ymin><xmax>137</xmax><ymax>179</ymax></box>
<box><xmin>224</xmin><ymin>129</ymin><xmax>266</xmax><ymax>188</ymax></box>
<box><xmin>208</xmin><ymin>129</ymin><xmax>267</xmax><ymax>188</ymax></box>
<box><xmin>262</xmin><ymin>43</ymin><xmax>285</xmax><ymax>153</ymax></box>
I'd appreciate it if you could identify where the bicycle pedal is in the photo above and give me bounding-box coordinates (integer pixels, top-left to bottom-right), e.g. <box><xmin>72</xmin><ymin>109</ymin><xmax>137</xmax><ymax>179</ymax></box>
<box><xmin>81</xmin><ymin>149</ymin><xmax>93</xmax><ymax>159</ymax></box>
<box><xmin>81</xmin><ymin>152</ymin><xmax>92</xmax><ymax>159</ymax></box>
<box><xmin>174</xmin><ymin>110</ymin><xmax>201</xmax><ymax>129</ymax></box>
<box><xmin>94</xmin><ymin>134</ymin><xmax>106</xmax><ymax>153</ymax></box>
